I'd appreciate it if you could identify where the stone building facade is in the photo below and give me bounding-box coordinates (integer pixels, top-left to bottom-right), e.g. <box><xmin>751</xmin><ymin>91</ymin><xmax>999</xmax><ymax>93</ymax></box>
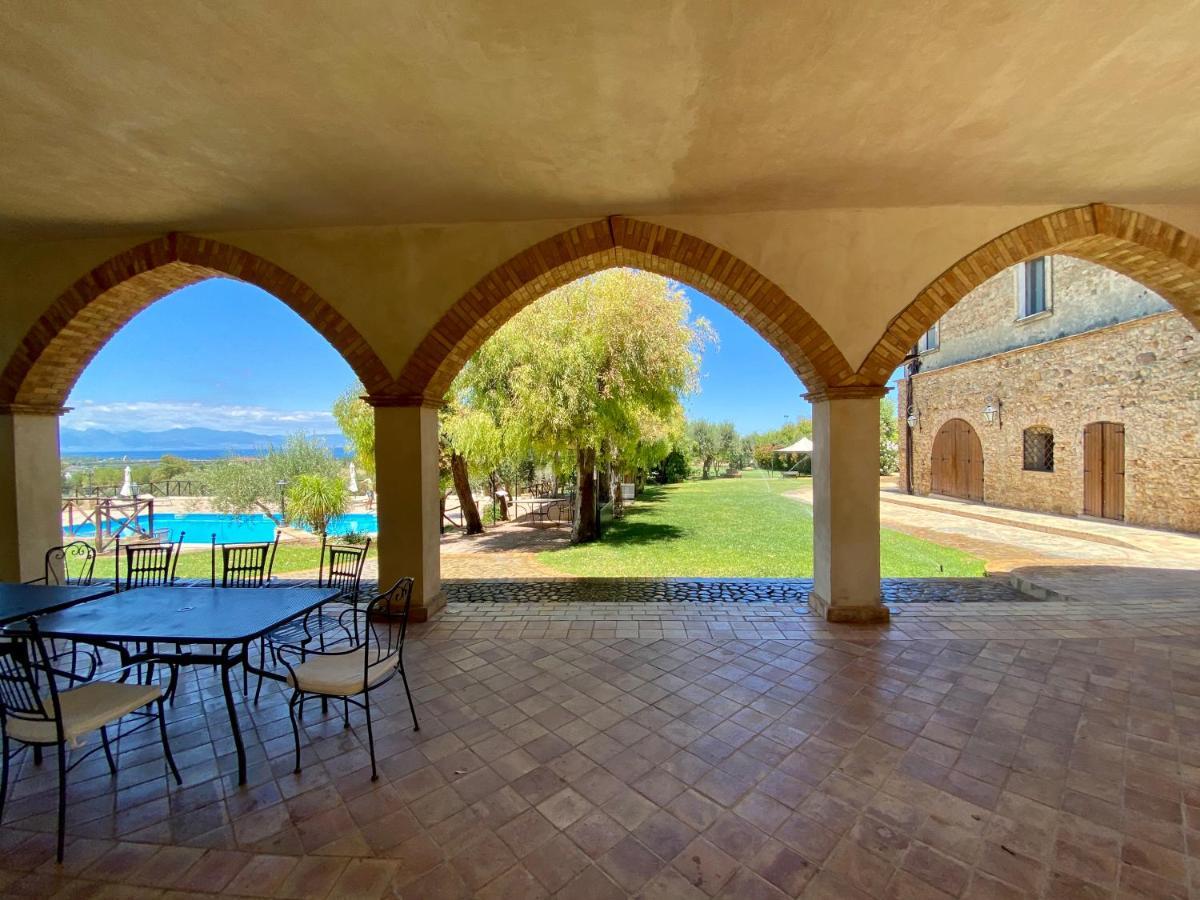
<box><xmin>897</xmin><ymin>257</ymin><xmax>1200</xmax><ymax>533</ymax></box>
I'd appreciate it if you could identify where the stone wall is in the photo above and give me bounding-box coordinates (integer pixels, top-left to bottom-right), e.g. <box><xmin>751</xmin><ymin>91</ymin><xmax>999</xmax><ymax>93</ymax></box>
<box><xmin>898</xmin><ymin>312</ymin><xmax>1200</xmax><ymax>534</ymax></box>
<box><xmin>919</xmin><ymin>256</ymin><xmax>1172</xmax><ymax>371</ymax></box>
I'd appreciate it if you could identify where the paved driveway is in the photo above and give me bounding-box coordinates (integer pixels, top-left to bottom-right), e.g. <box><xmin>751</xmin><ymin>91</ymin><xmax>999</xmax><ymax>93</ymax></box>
<box><xmin>784</xmin><ymin>482</ymin><xmax>1200</xmax><ymax>604</ymax></box>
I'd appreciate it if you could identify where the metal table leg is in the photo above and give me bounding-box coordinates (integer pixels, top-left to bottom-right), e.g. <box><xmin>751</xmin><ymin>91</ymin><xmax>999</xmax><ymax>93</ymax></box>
<box><xmin>219</xmin><ymin>643</ymin><xmax>248</xmax><ymax>785</ymax></box>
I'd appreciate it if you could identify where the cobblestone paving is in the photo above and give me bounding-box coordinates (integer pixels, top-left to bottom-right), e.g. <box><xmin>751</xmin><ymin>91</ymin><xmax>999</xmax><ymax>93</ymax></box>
<box><xmin>445</xmin><ymin>577</ymin><xmax>1029</xmax><ymax>605</ymax></box>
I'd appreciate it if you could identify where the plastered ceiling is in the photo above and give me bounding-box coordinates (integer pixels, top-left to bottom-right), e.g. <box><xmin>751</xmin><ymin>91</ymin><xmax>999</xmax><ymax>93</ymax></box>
<box><xmin>2</xmin><ymin>0</ymin><xmax>1200</xmax><ymax>236</ymax></box>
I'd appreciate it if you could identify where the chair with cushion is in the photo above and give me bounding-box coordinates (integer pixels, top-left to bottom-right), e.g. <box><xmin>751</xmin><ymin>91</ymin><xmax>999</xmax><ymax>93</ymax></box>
<box><xmin>0</xmin><ymin>626</ymin><xmax>181</xmax><ymax>862</ymax></box>
<box><xmin>276</xmin><ymin>577</ymin><xmax>418</xmax><ymax>780</ymax></box>
<box><xmin>256</xmin><ymin>535</ymin><xmax>371</xmax><ymax>701</ymax></box>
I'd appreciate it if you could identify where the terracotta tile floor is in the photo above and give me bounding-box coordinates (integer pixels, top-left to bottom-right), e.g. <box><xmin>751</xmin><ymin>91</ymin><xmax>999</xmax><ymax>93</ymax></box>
<box><xmin>3</xmin><ymin>595</ymin><xmax>1200</xmax><ymax>898</ymax></box>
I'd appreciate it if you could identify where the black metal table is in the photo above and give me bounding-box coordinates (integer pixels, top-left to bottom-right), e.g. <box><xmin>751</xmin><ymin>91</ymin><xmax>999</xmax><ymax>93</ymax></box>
<box><xmin>0</xmin><ymin>582</ymin><xmax>115</xmax><ymax>626</ymax></box>
<box><xmin>5</xmin><ymin>586</ymin><xmax>339</xmax><ymax>784</ymax></box>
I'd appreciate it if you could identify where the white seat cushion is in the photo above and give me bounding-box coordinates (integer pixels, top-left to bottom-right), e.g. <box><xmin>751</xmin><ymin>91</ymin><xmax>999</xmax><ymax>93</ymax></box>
<box><xmin>287</xmin><ymin>649</ymin><xmax>398</xmax><ymax>696</ymax></box>
<box><xmin>6</xmin><ymin>681</ymin><xmax>162</xmax><ymax>744</ymax></box>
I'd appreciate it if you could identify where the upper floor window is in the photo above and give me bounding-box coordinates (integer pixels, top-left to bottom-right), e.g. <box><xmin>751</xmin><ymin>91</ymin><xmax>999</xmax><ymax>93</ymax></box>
<box><xmin>917</xmin><ymin>320</ymin><xmax>939</xmax><ymax>353</ymax></box>
<box><xmin>1022</xmin><ymin>425</ymin><xmax>1054</xmax><ymax>472</ymax></box>
<box><xmin>1016</xmin><ymin>257</ymin><xmax>1051</xmax><ymax>319</ymax></box>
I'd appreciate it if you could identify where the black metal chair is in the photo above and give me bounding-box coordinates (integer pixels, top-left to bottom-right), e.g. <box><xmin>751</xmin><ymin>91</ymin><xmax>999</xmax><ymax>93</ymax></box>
<box><xmin>115</xmin><ymin>532</ymin><xmax>185</xmax><ymax>591</ymax></box>
<box><xmin>210</xmin><ymin>532</ymin><xmax>280</xmax><ymax>696</ymax></box>
<box><xmin>319</xmin><ymin>534</ymin><xmax>370</xmax><ymax>602</ymax></box>
<box><xmin>25</xmin><ymin>542</ymin><xmax>97</xmax><ymax>586</ymax></box>
<box><xmin>20</xmin><ymin>541</ymin><xmax>102</xmax><ymax>673</ymax></box>
<box><xmin>275</xmin><ymin>578</ymin><xmax>418</xmax><ymax>780</ymax></box>
<box><xmin>211</xmin><ymin>531</ymin><xmax>280</xmax><ymax>587</ymax></box>
<box><xmin>112</xmin><ymin>533</ymin><xmax>184</xmax><ymax>685</ymax></box>
<box><xmin>0</xmin><ymin>626</ymin><xmax>181</xmax><ymax>862</ymax></box>
<box><xmin>256</xmin><ymin>534</ymin><xmax>370</xmax><ymax>702</ymax></box>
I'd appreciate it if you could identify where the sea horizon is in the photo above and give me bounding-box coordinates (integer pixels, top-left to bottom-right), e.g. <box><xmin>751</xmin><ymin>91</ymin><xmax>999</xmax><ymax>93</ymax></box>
<box><xmin>63</xmin><ymin>448</ymin><xmax>352</xmax><ymax>462</ymax></box>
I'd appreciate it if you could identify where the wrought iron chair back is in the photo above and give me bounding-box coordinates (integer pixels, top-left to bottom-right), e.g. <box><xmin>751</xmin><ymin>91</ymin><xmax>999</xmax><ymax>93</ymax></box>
<box><xmin>116</xmin><ymin>532</ymin><xmax>185</xmax><ymax>591</ymax></box>
<box><xmin>43</xmin><ymin>541</ymin><xmax>97</xmax><ymax>586</ymax></box>
<box><xmin>0</xmin><ymin>632</ymin><xmax>61</xmax><ymax>739</ymax></box>
<box><xmin>319</xmin><ymin>534</ymin><xmax>371</xmax><ymax>602</ymax></box>
<box><xmin>361</xmin><ymin>577</ymin><xmax>414</xmax><ymax>668</ymax></box>
<box><xmin>277</xmin><ymin>577</ymin><xmax>418</xmax><ymax>781</ymax></box>
<box><xmin>0</xmin><ymin>621</ymin><xmax>181</xmax><ymax>863</ymax></box>
<box><xmin>211</xmin><ymin>531</ymin><xmax>280</xmax><ymax>587</ymax></box>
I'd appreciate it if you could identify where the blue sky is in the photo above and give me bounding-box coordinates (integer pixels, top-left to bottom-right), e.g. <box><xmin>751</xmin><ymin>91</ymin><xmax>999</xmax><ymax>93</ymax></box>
<box><xmin>65</xmin><ymin>277</ymin><xmax>818</xmax><ymax>435</ymax></box>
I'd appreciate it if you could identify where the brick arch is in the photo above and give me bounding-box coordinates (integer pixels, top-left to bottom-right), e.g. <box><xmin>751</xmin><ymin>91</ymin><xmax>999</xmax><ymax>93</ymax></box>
<box><xmin>391</xmin><ymin>216</ymin><xmax>852</xmax><ymax>403</ymax></box>
<box><xmin>0</xmin><ymin>233</ymin><xmax>391</xmax><ymax>408</ymax></box>
<box><xmin>854</xmin><ymin>203</ymin><xmax>1200</xmax><ymax>385</ymax></box>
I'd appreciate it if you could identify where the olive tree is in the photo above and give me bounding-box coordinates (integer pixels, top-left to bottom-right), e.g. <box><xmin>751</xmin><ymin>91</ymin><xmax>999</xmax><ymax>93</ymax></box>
<box><xmin>206</xmin><ymin>433</ymin><xmax>341</xmax><ymax>524</ymax></box>
<box><xmin>457</xmin><ymin>269</ymin><xmax>711</xmax><ymax>542</ymax></box>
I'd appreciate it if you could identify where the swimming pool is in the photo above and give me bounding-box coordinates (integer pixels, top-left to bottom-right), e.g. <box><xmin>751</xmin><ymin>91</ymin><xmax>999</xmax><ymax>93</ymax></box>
<box><xmin>64</xmin><ymin>512</ymin><xmax>379</xmax><ymax>544</ymax></box>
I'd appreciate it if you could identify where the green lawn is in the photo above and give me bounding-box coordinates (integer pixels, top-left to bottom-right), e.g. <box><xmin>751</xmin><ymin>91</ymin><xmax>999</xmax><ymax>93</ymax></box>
<box><xmin>538</xmin><ymin>471</ymin><xmax>983</xmax><ymax>578</ymax></box>
<box><xmin>81</xmin><ymin>542</ymin><xmax>375</xmax><ymax>582</ymax></box>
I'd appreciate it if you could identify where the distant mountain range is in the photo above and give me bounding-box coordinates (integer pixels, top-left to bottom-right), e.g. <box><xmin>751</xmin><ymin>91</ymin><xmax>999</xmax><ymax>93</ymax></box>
<box><xmin>61</xmin><ymin>427</ymin><xmax>347</xmax><ymax>455</ymax></box>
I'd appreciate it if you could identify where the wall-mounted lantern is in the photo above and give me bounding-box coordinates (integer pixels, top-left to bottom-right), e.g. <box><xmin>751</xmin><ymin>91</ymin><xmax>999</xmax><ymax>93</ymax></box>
<box><xmin>906</xmin><ymin>406</ymin><xmax>919</xmax><ymax>430</ymax></box>
<box><xmin>982</xmin><ymin>397</ymin><xmax>1001</xmax><ymax>426</ymax></box>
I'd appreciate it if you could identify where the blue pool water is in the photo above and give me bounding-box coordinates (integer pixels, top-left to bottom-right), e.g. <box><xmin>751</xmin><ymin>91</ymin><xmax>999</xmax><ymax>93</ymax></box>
<box><xmin>64</xmin><ymin>512</ymin><xmax>378</xmax><ymax>544</ymax></box>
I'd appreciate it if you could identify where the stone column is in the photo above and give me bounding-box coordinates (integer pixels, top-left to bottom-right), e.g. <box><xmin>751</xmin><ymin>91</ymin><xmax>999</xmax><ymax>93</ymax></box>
<box><xmin>806</xmin><ymin>387</ymin><xmax>889</xmax><ymax>624</ymax></box>
<box><xmin>0</xmin><ymin>404</ymin><xmax>66</xmax><ymax>582</ymax></box>
<box><xmin>370</xmin><ymin>397</ymin><xmax>445</xmax><ymax>622</ymax></box>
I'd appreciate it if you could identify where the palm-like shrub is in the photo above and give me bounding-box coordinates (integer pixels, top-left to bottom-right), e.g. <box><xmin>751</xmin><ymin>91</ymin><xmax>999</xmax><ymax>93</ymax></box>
<box><xmin>286</xmin><ymin>474</ymin><xmax>348</xmax><ymax>535</ymax></box>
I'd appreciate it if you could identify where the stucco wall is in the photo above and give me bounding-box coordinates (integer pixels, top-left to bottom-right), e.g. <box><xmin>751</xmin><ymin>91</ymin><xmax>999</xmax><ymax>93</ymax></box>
<box><xmin>1</xmin><ymin>202</ymin><xmax>1197</xmax><ymax>403</ymax></box>
<box><xmin>898</xmin><ymin>312</ymin><xmax>1200</xmax><ymax>533</ymax></box>
<box><xmin>919</xmin><ymin>256</ymin><xmax>1172</xmax><ymax>371</ymax></box>
<box><xmin>0</xmin><ymin>204</ymin><xmax>1064</xmax><ymax>395</ymax></box>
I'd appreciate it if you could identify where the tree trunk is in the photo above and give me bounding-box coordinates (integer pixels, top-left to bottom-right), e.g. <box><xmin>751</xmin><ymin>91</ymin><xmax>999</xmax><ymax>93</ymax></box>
<box><xmin>597</xmin><ymin>440</ymin><xmax>612</xmax><ymax>504</ymax></box>
<box><xmin>451</xmin><ymin>451</ymin><xmax>483</xmax><ymax>535</ymax></box>
<box><xmin>573</xmin><ymin>447</ymin><xmax>598</xmax><ymax>543</ymax></box>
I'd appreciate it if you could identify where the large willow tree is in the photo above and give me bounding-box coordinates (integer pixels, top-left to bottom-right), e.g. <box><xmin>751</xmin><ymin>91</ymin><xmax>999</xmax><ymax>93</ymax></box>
<box><xmin>333</xmin><ymin>270</ymin><xmax>712</xmax><ymax>543</ymax></box>
<box><xmin>455</xmin><ymin>269</ymin><xmax>712</xmax><ymax>542</ymax></box>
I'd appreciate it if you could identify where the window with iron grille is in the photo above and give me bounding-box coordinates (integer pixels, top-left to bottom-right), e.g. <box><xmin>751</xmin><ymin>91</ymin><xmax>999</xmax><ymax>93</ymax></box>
<box><xmin>1023</xmin><ymin>426</ymin><xmax>1054</xmax><ymax>472</ymax></box>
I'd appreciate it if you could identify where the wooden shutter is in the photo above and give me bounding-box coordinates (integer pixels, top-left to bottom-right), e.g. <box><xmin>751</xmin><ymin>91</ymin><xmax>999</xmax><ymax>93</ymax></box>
<box><xmin>1083</xmin><ymin>423</ymin><xmax>1102</xmax><ymax>517</ymax></box>
<box><xmin>1102</xmin><ymin>423</ymin><xmax>1125</xmax><ymax>521</ymax></box>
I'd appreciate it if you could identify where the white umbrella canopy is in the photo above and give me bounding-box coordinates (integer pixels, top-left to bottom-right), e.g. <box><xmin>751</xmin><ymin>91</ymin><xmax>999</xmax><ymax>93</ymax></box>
<box><xmin>348</xmin><ymin>462</ymin><xmax>359</xmax><ymax>493</ymax></box>
<box><xmin>774</xmin><ymin>437</ymin><xmax>813</xmax><ymax>453</ymax></box>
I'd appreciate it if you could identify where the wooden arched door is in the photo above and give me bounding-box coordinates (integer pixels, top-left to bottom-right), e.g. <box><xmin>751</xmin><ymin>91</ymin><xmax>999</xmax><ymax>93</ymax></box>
<box><xmin>1083</xmin><ymin>421</ymin><xmax>1125</xmax><ymax>520</ymax></box>
<box><xmin>930</xmin><ymin>418</ymin><xmax>984</xmax><ymax>501</ymax></box>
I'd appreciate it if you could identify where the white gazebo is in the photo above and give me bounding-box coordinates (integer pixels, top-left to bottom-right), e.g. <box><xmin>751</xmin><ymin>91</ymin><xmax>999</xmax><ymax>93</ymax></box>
<box><xmin>772</xmin><ymin>437</ymin><xmax>813</xmax><ymax>476</ymax></box>
<box><xmin>774</xmin><ymin>437</ymin><xmax>813</xmax><ymax>455</ymax></box>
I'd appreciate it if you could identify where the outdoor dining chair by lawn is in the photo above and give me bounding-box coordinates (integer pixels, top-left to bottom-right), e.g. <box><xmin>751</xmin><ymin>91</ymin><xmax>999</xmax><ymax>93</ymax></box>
<box><xmin>275</xmin><ymin>577</ymin><xmax>419</xmax><ymax>780</ymax></box>
<box><xmin>0</xmin><ymin>625</ymin><xmax>181</xmax><ymax>862</ymax></box>
<box><xmin>113</xmin><ymin>532</ymin><xmax>185</xmax><ymax>683</ymax></box>
<box><xmin>211</xmin><ymin>531</ymin><xmax>280</xmax><ymax>695</ymax></box>
<box><xmin>22</xmin><ymin>540</ymin><xmax>102</xmax><ymax>676</ymax></box>
<box><xmin>210</xmin><ymin>531</ymin><xmax>280</xmax><ymax>589</ymax></box>
<box><xmin>23</xmin><ymin>541</ymin><xmax>97</xmax><ymax>587</ymax></box>
<box><xmin>256</xmin><ymin>535</ymin><xmax>370</xmax><ymax>702</ymax></box>
<box><xmin>115</xmin><ymin>532</ymin><xmax>185</xmax><ymax>590</ymax></box>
